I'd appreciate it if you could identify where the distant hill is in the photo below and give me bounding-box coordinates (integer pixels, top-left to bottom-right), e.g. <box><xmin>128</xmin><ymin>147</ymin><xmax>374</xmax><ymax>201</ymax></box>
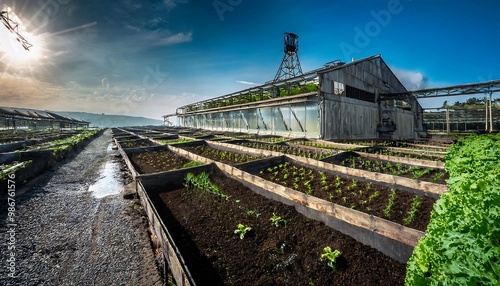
<box><xmin>55</xmin><ymin>111</ymin><xmax>163</xmax><ymax>128</ymax></box>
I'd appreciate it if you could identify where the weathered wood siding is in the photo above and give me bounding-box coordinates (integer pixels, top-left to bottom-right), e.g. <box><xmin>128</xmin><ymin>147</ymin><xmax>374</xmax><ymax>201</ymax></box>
<box><xmin>319</xmin><ymin>56</ymin><xmax>407</xmax><ymax>95</ymax></box>
<box><xmin>323</xmin><ymin>95</ymin><xmax>379</xmax><ymax>140</ymax></box>
<box><xmin>320</xmin><ymin>56</ymin><xmax>418</xmax><ymax>140</ymax></box>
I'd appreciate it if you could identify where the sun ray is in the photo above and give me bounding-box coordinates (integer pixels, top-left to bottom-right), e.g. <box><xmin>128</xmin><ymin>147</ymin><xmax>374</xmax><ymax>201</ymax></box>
<box><xmin>47</xmin><ymin>22</ymin><xmax>97</xmax><ymax>37</ymax></box>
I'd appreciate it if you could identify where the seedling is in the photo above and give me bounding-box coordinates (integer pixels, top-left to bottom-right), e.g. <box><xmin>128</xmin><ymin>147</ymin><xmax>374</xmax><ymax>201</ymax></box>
<box><xmin>431</xmin><ymin>171</ymin><xmax>445</xmax><ymax>183</ymax></box>
<box><xmin>304</xmin><ymin>180</ymin><xmax>313</xmax><ymax>195</ymax></box>
<box><xmin>246</xmin><ymin>209</ymin><xmax>261</xmax><ymax>217</ymax></box>
<box><xmin>351</xmin><ymin>179</ymin><xmax>358</xmax><ymax>188</ymax></box>
<box><xmin>367</xmin><ymin>191</ymin><xmax>380</xmax><ymax>202</ymax></box>
<box><xmin>320</xmin><ymin>246</ymin><xmax>341</xmax><ymax>272</ymax></box>
<box><xmin>403</xmin><ymin>196</ymin><xmax>422</xmax><ymax>225</ymax></box>
<box><xmin>270</xmin><ymin>213</ymin><xmax>287</xmax><ymax>228</ymax></box>
<box><xmin>181</xmin><ymin>161</ymin><xmax>205</xmax><ymax>168</ymax></box>
<box><xmin>234</xmin><ymin>224</ymin><xmax>251</xmax><ymax>239</ymax></box>
<box><xmin>334</xmin><ymin>176</ymin><xmax>342</xmax><ymax>188</ymax></box>
<box><xmin>384</xmin><ymin>189</ymin><xmax>397</xmax><ymax>218</ymax></box>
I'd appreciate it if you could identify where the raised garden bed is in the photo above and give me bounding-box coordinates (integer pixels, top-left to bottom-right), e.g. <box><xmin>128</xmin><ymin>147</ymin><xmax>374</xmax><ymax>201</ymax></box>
<box><xmin>247</xmin><ymin>158</ymin><xmax>434</xmax><ymax>231</ymax></box>
<box><xmin>117</xmin><ymin>139</ymin><xmax>157</xmax><ymax>148</ymax></box>
<box><xmin>141</xmin><ymin>165</ymin><xmax>407</xmax><ymax>285</ymax></box>
<box><xmin>155</xmin><ymin>138</ymin><xmax>193</xmax><ymax>145</ymax></box>
<box><xmin>359</xmin><ymin>147</ymin><xmax>446</xmax><ymax>162</ymax></box>
<box><xmin>180</xmin><ymin>144</ymin><xmax>265</xmax><ymax>165</ymax></box>
<box><xmin>323</xmin><ymin>152</ymin><xmax>448</xmax><ymax>184</ymax></box>
<box><xmin>129</xmin><ymin>150</ymin><xmax>204</xmax><ymax>174</ymax></box>
<box><xmin>290</xmin><ymin>139</ymin><xmax>367</xmax><ymax>151</ymax></box>
<box><xmin>1</xmin><ymin>130</ymin><xmax>102</xmax><ymax>191</ymax></box>
<box><xmin>231</xmin><ymin>141</ymin><xmax>336</xmax><ymax>160</ymax></box>
<box><xmin>110</xmin><ymin>128</ymin><xmax>132</xmax><ymax>137</ymax></box>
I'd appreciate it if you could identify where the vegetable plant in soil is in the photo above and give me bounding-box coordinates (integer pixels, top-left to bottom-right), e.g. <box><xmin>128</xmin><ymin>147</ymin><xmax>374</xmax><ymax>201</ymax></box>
<box><xmin>236</xmin><ymin>141</ymin><xmax>333</xmax><ymax>160</ymax></box>
<box><xmin>337</xmin><ymin>156</ymin><xmax>448</xmax><ymax>184</ymax></box>
<box><xmin>257</xmin><ymin>161</ymin><xmax>435</xmax><ymax>231</ymax></box>
<box><xmin>362</xmin><ymin>147</ymin><xmax>445</xmax><ymax>162</ymax></box>
<box><xmin>119</xmin><ymin>140</ymin><xmax>153</xmax><ymax>148</ymax></box>
<box><xmin>156</xmin><ymin>138</ymin><xmax>192</xmax><ymax>145</ymax></box>
<box><xmin>406</xmin><ymin>134</ymin><xmax>500</xmax><ymax>285</ymax></box>
<box><xmin>153</xmin><ymin>171</ymin><xmax>406</xmax><ymax>285</ymax></box>
<box><xmin>182</xmin><ymin>145</ymin><xmax>264</xmax><ymax>164</ymax></box>
<box><xmin>130</xmin><ymin>151</ymin><xmax>202</xmax><ymax>174</ymax></box>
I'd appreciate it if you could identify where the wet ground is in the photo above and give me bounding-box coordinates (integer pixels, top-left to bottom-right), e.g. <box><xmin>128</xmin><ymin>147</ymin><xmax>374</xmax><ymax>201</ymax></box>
<box><xmin>0</xmin><ymin>129</ymin><xmax>162</xmax><ymax>286</ymax></box>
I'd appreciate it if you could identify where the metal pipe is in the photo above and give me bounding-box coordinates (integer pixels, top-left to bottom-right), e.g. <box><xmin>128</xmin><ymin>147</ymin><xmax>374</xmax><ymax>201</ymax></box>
<box><xmin>490</xmin><ymin>92</ymin><xmax>493</xmax><ymax>132</ymax></box>
<box><xmin>446</xmin><ymin>108</ymin><xmax>450</xmax><ymax>134</ymax></box>
<box><xmin>485</xmin><ymin>95</ymin><xmax>489</xmax><ymax>131</ymax></box>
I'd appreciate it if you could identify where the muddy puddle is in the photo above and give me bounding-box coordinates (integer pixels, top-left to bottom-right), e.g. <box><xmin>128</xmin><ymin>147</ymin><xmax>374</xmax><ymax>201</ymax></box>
<box><xmin>89</xmin><ymin>143</ymin><xmax>123</xmax><ymax>198</ymax></box>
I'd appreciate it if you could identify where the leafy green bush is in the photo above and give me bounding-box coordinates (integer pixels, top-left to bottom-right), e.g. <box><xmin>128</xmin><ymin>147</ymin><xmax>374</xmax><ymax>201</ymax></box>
<box><xmin>405</xmin><ymin>134</ymin><xmax>500</xmax><ymax>285</ymax></box>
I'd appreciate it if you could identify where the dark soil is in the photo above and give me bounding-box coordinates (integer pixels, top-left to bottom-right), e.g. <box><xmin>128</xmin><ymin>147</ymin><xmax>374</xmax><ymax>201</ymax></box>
<box><xmin>119</xmin><ymin>139</ymin><xmax>156</xmax><ymax>148</ymax></box>
<box><xmin>181</xmin><ymin>145</ymin><xmax>265</xmax><ymax>164</ymax></box>
<box><xmin>257</xmin><ymin>161</ymin><xmax>434</xmax><ymax>231</ymax></box>
<box><xmin>154</xmin><ymin>173</ymin><xmax>406</xmax><ymax>285</ymax></box>
<box><xmin>129</xmin><ymin>151</ymin><xmax>194</xmax><ymax>174</ymax></box>
<box><xmin>324</xmin><ymin>152</ymin><xmax>449</xmax><ymax>184</ymax></box>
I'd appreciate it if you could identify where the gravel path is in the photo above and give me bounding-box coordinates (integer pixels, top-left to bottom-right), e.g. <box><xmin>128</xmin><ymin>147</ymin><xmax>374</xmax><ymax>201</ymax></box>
<box><xmin>1</xmin><ymin>129</ymin><xmax>163</xmax><ymax>286</ymax></box>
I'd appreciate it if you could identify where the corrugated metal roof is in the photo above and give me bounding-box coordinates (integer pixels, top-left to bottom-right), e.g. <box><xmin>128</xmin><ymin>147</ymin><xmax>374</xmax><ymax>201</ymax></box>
<box><xmin>0</xmin><ymin>106</ymin><xmax>88</xmax><ymax>124</ymax></box>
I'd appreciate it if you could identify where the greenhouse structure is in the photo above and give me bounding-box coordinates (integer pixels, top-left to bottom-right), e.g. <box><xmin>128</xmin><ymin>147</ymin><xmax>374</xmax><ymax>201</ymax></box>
<box><xmin>0</xmin><ymin>106</ymin><xmax>90</xmax><ymax>130</ymax></box>
<box><xmin>169</xmin><ymin>55</ymin><xmax>425</xmax><ymax>140</ymax></box>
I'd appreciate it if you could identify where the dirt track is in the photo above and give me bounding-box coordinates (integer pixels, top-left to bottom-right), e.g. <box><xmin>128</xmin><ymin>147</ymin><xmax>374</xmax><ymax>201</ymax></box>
<box><xmin>0</xmin><ymin>129</ymin><xmax>162</xmax><ymax>286</ymax></box>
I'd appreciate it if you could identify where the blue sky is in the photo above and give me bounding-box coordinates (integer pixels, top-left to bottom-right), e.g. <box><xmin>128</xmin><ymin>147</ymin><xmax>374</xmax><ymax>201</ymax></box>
<box><xmin>0</xmin><ymin>0</ymin><xmax>499</xmax><ymax>119</ymax></box>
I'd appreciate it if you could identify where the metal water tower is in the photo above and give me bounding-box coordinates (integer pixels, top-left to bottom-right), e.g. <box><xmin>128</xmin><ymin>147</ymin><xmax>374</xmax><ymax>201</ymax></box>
<box><xmin>273</xmin><ymin>32</ymin><xmax>303</xmax><ymax>81</ymax></box>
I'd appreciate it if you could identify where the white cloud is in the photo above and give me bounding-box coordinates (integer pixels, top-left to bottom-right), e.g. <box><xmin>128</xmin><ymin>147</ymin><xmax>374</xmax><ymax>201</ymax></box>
<box><xmin>237</xmin><ymin>80</ymin><xmax>260</xmax><ymax>86</ymax></box>
<box><xmin>391</xmin><ymin>67</ymin><xmax>428</xmax><ymax>91</ymax></box>
<box><xmin>154</xmin><ymin>32</ymin><xmax>192</xmax><ymax>46</ymax></box>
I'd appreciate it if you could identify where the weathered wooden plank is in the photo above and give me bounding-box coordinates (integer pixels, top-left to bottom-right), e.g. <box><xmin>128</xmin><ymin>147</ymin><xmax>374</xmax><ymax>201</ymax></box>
<box><xmin>136</xmin><ymin>181</ymin><xmax>195</xmax><ymax>286</ymax></box>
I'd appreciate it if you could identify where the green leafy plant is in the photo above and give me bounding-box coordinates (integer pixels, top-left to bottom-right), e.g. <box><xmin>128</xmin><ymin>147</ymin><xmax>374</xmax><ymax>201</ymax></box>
<box><xmin>181</xmin><ymin>161</ymin><xmax>205</xmax><ymax>168</ymax></box>
<box><xmin>234</xmin><ymin>223</ymin><xmax>251</xmax><ymax>239</ymax></box>
<box><xmin>406</xmin><ymin>134</ymin><xmax>500</xmax><ymax>285</ymax></box>
<box><xmin>304</xmin><ymin>180</ymin><xmax>313</xmax><ymax>195</ymax></box>
<box><xmin>383</xmin><ymin>189</ymin><xmax>397</xmax><ymax>218</ymax></box>
<box><xmin>403</xmin><ymin>196</ymin><xmax>421</xmax><ymax>225</ymax></box>
<box><xmin>320</xmin><ymin>246</ymin><xmax>341</xmax><ymax>272</ymax></box>
<box><xmin>246</xmin><ymin>209</ymin><xmax>260</xmax><ymax>217</ymax></box>
<box><xmin>184</xmin><ymin>172</ymin><xmax>229</xmax><ymax>199</ymax></box>
<box><xmin>270</xmin><ymin>213</ymin><xmax>287</xmax><ymax>228</ymax></box>
<box><xmin>431</xmin><ymin>171</ymin><xmax>445</xmax><ymax>183</ymax></box>
<box><xmin>367</xmin><ymin>190</ymin><xmax>380</xmax><ymax>202</ymax></box>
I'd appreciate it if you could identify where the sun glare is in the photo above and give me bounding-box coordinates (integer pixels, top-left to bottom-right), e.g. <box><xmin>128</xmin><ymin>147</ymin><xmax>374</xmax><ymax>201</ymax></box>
<box><xmin>0</xmin><ymin>9</ymin><xmax>43</xmax><ymax>67</ymax></box>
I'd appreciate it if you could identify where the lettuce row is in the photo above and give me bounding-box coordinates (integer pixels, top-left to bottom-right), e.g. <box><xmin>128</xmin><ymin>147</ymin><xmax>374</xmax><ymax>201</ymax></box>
<box><xmin>405</xmin><ymin>134</ymin><xmax>500</xmax><ymax>285</ymax></box>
